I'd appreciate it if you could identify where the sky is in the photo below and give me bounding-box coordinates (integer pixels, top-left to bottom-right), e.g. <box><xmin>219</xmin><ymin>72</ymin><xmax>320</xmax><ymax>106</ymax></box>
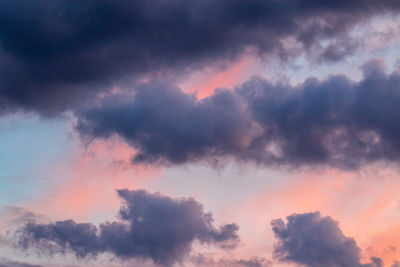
<box><xmin>1</xmin><ymin>1</ymin><xmax>400</xmax><ymax>266</ymax></box>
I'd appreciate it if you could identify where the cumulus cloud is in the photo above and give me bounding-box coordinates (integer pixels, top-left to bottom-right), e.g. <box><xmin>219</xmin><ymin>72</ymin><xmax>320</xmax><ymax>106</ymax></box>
<box><xmin>271</xmin><ymin>212</ymin><xmax>383</xmax><ymax>267</ymax></box>
<box><xmin>18</xmin><ymin>190</ymin><xmax>239</xmax><ymax>266</ymax></box>
<box><xmin>0</xmin><ymin>0</ymin><xmax>399</xmax><ymax>115</ymax></box>
<box><xmin>77</xmin><ymin>81</ymin><xmax>255</xmax><ymax>165</ymax></box>
<box><xmin>77</xmin><ymin>59</ymin><xmax>400</xmax><ymax>169</ymax></box>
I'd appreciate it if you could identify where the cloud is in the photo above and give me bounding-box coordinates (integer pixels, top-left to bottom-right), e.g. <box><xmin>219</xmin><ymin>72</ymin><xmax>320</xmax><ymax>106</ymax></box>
<box><xmin>0</xmin><ymin>257</ymin><xmax>42</xmax><ymax>267</ymax></box>
<box><xmin>0</xmin><ymin>0</ymin><xmax>399</xmax><ymax>115</ymax></box>
<box><xmin>0</xmin><ymin>206</ymin><xmax>48</xmax><ymax>248</ymax></box>
<box><xmin>271</xmin><ymin>211</ymin><xmax>383</xmax><ymax>267</ymax></box>
<box><xmin>191</xmin><ymin>254</ymin><xmax>271</xmax><ymax>267</ymax></box>
<box><xmin>77</xmin><ymin>81</ymin><xmax>255</xmax><ymax>165</ymax></box>
<box><xmin>0</xmin><ymin>206</ymin><xmax>46</xmax><ymax>228</ymax></box>
<box><xmin>77</xmin><ymin>59</ymin><xmax>400</xmax><ymax>169</ymax></box>
<box><xmin>18</xmin><ymin>189</ymin><xmax>239</xmax><ymax>266</ymax></box>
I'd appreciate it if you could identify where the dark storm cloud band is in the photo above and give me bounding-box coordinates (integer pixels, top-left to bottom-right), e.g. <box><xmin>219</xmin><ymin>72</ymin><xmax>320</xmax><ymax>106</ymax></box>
<box><xmin>18</xmin><ymin>190</ymin><xmax>239</xmax><ymax>266</ymax></box>
<box><xmin>0</xmin><ymin>0</ymin><xmax>399</xmax><ymax>115</ymax></box>
<box><xmin>77</xmin><ymin>60</ymin><xmax>400</xmax><ymax>169</ymax></box>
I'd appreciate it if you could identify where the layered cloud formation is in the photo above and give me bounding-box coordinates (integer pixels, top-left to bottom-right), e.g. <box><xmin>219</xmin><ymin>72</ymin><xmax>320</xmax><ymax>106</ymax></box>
<box><xmin>0</xmin><ymin>0</ymin><xmax>399</xmax><ymax>170</ymax></box>
<box><xmin>0</xmin><ymin>0</ymin><xmax>399</xmax><ymax>115</ymax></box>
<box><xmin>1</xmin><ymin>1</ymin><xmax>400</xmax><ymax>266</ymax></box>
<box><xmin>18</xmin><ymin>190</ymin><xmax>239</xmax><ymax>266</ymax></box>
<box><xmin>77</xmin><ymin>60</ymin><xmax>400</xmax><ymax>169</ymax></box>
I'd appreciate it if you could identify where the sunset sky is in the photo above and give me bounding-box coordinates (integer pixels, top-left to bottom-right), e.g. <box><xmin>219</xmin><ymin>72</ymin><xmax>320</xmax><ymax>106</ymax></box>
<box><xmin>1</xmin><ymin>1</ymin><xmax>400</xmax><ymax>266</ymax></box>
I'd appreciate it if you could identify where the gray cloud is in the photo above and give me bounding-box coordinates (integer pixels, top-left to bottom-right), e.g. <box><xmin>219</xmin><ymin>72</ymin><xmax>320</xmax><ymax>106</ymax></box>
<box><xmin>0</xmin><ymin>258</ymin><xmax>42</xmax><ymax>267</ymax></box>
<box><xmin>0</xmin><ymin>0</ymin><xmax>399</xmax><ymax>115</ymax></box>
<box><xmin>77</xmin><ymin>59</ymin><xmax>400</xmax><ymax>169</ymax></box>
<box><xmin>271</xmin><ymin>212</ymin><xmax>383</xmax><ymax>267</ymax></box>
<box><xmin>18</xmin><ymin>190</ymin><xmax>239</xmax><ymax>266</ymax></box>
<box><xmin>77</xmin><ymin>81</ymin><xmax>255</xmax><ymax>165</ymax></box>
<box><xmin>191</xmin><ymin>254</ymin><xmax>271</xmax><ymax>267</ymax></box>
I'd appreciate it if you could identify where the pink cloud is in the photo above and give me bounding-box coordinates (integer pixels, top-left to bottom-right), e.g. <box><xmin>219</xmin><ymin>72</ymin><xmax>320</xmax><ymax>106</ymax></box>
<box><xmin>218</xmin><ymin>166</ymin><xmax>400</xmax><ymax>264</ymax></box>
<box><xmin>24</xmin><ymin>139</ymin><xmax>161</xmax><ymax>222</ymax></box>
<box><xmin>180</xmin><ymin>55</ymin><xmax>260</xmax><ymax>99</ymax></box>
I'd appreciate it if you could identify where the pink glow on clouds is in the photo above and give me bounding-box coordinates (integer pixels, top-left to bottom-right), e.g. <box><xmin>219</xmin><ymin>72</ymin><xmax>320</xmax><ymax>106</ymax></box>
<box><xmin>24</xmin><ymin>139</ymin><xmax>161</xmax><ymax>223</ymax></box>
<box><xmin>180</xmin><ymin>55</ymin><xmax>260</xmax><ymax>99</ymax></box>
<box><xmin>16</xmin><ymin>141</ymin><xmax>400</xmax><ymax>266</ymax></box>
<box><xmin>357</xmin><ymin>15</ymin><xmax>400</xmax><ymax>53</ymax></box>
<box><xmin>216</xmin><ymin>167</ymin><xmax>400</xmax><ymax>265</ymax></box>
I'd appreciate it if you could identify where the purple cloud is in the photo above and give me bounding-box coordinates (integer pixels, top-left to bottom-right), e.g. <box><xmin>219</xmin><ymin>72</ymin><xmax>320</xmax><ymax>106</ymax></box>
<box><xmin>18</xmin><ymin>190</ymin><xmax>239</xmax><ymax>266</ymax></box>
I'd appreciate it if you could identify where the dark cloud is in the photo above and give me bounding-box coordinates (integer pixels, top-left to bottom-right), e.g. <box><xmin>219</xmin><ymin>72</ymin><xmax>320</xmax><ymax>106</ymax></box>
<box><xmin>239</xmin><ymin>59</ymin><xmax>400</xmax><ymax>169</ymax></box>
<box><xmin>77</xmin><ymin>60</ymin><xmax>400</xmax><ymax>169</ymax></box>
<box><xmin>0</xmin><ymin>0</ymin><xmax>399</xmax><ymax>115</ymax></box>
<box><xmin>18</xmin><ymin>189</ymin><xmax>239</xmax><ymax>266</ymax></box>
<box><xmin>77</xmin><ymin>81</ymin><xmax>255</xmax><ymax>165</ymax></box>
<box><xmin>271</xmin><ymin>212</ymin><xmax>383</xmax><ymax>267</ymax></box>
